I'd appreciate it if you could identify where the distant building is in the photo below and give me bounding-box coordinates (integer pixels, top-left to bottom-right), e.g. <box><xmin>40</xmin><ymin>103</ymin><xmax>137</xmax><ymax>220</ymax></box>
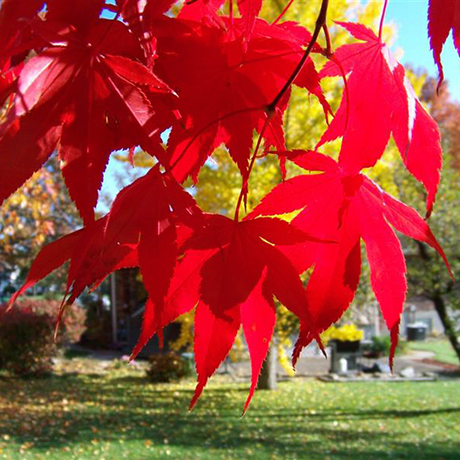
<box><xmin>110</xmin><ymin>268</ymin><xmax>181</xmax><ymax>356</ymax></box>
<box><xmin>347</xmin><ymin>297</ymin><xmax>444</xmax><ymax>339</ymax></box>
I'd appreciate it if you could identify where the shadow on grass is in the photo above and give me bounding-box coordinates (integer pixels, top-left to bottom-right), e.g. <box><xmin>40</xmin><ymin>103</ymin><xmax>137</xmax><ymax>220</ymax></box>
<box><xmin>106</xmin><ymin>375</ymin><xmax>150</xmax><ymax>384</ymax></box>
<box><xmin>0</xmin><ymin>374</ymin><xmax>459</xmax><ymax>458</ymax></box>
<box><xmin>249</xmin><ymin>407</ymin><xmax>460</xmax><ymax>420</ymax></box>
<box><xmin>63</xmin><ymin>348</ymin><xmax>91</xmax><ymax>359</ymax></box>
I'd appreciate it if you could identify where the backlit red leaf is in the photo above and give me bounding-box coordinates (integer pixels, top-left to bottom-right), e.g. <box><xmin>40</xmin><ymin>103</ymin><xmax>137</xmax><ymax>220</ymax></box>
<box><xmin>180</xmin><ymin>214</ymin><xmax>311</xmax><ymax>409</ymax></box>
<box><xmin>154</xmin><ymin>17</ymin><xmax>329</xmax><ymax>181</ymax></box>
<box><xmin>428</xmin><ymin>0</ymin><xmax>460</xmax><ymax>84</ymax></box>
<box><xmin>0</xmin><ymin>17</ymin><xmax>172</xmax><ymax>223</ymax></box>
<box><xmin>252</xmin><ymin>150</ymin><xmax>449</xmax><ymax>361</ymax></box>
<box><xmin>319</xmin><ymin>22</ymin><xmax>442</xmax><ymax>214</ymax></box>
<box><xmin>240</xmin><ymin>276</ymin><xmax>276</xmax><ymax>413</ymax></box>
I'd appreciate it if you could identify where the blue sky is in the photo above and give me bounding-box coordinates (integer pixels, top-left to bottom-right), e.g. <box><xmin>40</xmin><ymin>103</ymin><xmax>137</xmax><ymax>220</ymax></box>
<box><xmin>98</xmin><ymin>0</ymin><xmax>460</xmax><ymax>211</ymax></box>
<box><xmin>385</xmin><ymin>0</ymin><xmax>459</xmax><ymax>99</ymax></box>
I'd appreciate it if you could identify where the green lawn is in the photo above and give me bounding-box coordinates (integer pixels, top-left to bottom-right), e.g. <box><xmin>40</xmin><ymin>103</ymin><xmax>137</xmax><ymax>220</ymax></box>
<box><xmin>0</xmin><ymin>366</ymin><xmax>459</xmax><ymax>459</ymax></box>
<box><xmin>408</xmin><ymin>339</ymin><xmax>460</xmax><ymax>366</ymax></box>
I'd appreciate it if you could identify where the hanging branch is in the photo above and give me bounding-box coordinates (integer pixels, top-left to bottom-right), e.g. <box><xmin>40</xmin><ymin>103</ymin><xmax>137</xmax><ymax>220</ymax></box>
<box><xmin>267</xmin><ymin>0</ymin><xmax>329</xmax><ymax>113</ymax></box>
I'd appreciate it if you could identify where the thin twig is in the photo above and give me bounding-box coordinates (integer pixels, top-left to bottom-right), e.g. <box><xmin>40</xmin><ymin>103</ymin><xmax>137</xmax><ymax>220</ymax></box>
<box><xmin>267</xmin><ymin>0</ymin><xmax>329</xmax><ymax>113</ymax></box>
<box><xmin>379</xmin><ymin>0</ymin><xmax>389</xmax><ymax>41</ymax></box>
<box><xmin>233</xmin><ymin>0</ymin><xmax>330</xmax><ymax>220</ymax></box>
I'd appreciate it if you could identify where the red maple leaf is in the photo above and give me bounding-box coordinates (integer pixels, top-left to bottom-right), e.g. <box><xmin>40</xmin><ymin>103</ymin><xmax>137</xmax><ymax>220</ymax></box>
<box><xmin>251</xmin><ymin>150</ymin><xmax>451</xmax><ymax>366</ymax></box>
<box><xmin>319</xmin><ymin>22</ymin><xmax>442</xmax><ymax>215</ymax></box>
<box><xmin>153</xmin><ymin>16</ymin><xmax>331</xmax><ymax>182</ymax></box>
<box><xmin>237</xmin><ymin>0</ymin><xmax>263</xmax><ymax>43</ymax></box>
<box><xmin>0</xmin><ymin>0</ymin><xmax>45</xmax><ymax>69</ymax></box>
<box><xmin>132</xmin><ymin>213</ymin><xmax>314</xmax><ymax>411</ymax></box>
<box><xmin>8</xmin><ymin>167</ymin><xmax>201</xmax><ymax>326</ymax></box>
<box><xmin>11</xmin><ymin>207</ymin><xmax>315</xmax><ymax>412</ymax></box>
<box><xmin>0</xmin><ymin>13</ymin><xmax>172</xmax><ymax>224</ymax></box>
<box><xmin>428</xmin><ymin>0</ymin><xmax>460</xmax><ymax>84</ymax></box>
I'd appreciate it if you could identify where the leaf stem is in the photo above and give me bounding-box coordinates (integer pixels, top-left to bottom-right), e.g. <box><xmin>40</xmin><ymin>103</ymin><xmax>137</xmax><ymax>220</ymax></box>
<box><xmin>273</xmin><ymin>0</ymin><xmax>295</xmax><ymax>25</ymax></box>
<box><xmin>233</xmin><ymin>0</ymin><xmax>330</xmax><ymax>222</ymax></box>
<box><xmin>233</xmin><ymin>115</ymin><xmax>270</xmax><ymax>221</ymax></box>
<box><xmin>378</xmin><ymin>0</ymin><xmax>389</xmax><ymax>41</ymax></box>
<box><xmin>229</xmin><ymin>0</ymin><xmax>234</xmax><ymax>25</ymax></box>
<box><xmin>267</xmin><ymin>0</ymin><xmax>329</xmax><ymax>113</ymax></box>
<box><xmin>322</xmin><ymin>24</ymin><xmax>333</xmax><ymax>58</ymax></box>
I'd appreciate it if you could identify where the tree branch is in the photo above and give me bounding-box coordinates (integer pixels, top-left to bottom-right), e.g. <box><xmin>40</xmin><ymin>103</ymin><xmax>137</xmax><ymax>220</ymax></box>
<box><xmin>267</xmin><ymin>0</ymin><xmax>329</xmax><ymax>113</ymax></box>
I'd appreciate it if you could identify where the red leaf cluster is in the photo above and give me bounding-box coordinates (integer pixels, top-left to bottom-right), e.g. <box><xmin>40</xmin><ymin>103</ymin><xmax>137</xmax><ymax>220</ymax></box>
<box><xmin>0</xmin><ymin>0</ymin><xmax>453</xmax><ymax>411</ymax></box>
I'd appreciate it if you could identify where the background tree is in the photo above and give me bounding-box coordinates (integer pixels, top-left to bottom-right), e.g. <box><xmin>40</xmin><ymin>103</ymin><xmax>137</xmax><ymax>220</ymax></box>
<box><xmin>0</xmin><ymin>158</ymin><xmax>82</xmax><ymax>300</ymax></box>
<box><xmin>397</xmin><ymin>78</ymin><xmax>460</xmax><ymax>363</ymax></box>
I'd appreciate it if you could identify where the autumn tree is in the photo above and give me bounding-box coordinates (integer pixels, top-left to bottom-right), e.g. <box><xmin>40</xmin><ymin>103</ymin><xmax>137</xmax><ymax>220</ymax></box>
<box><xmin>0</xmin><ymin>159</ymin><xmax>81</xmax><ymax>299</ymax></box>
<box><xmin>0</xmin><ymin>0</ymin><xmax>455</xmax><ymax>412</ymax></box>
<box><xmin>400</xmin><ymin>78</ymin><xmax>460</xmax><ymax>363</ymax></box>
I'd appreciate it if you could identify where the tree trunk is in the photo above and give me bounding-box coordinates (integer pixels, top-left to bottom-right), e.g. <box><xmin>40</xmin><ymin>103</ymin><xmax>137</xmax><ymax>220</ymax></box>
<box><xmin>258</xmin><ymin>343</ymin><xmax>277</xmax><ymax>390</ymax></box>
<box><xmin>431</xmin><ymin>294</ymin><xmax>460</xmax><ymax>364</ymax></box>
<box><xmin>415</xmin><ymin>241</ymin><xmax>460</xmax><ymax>364</ymax></box>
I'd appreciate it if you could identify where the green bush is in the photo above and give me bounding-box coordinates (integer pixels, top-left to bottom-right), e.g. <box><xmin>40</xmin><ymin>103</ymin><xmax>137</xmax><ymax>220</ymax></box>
<box><xmin>0</xmin><ymin>300</ymin><xmax>86</xmax><ymax>377</ymax></box>
<box><xmin>365</xmin><ymin>335</ymin><xmax>408</xmax><ymax>357</ymax></box>
<box><xmin>146</xmin><ymin>351</ymin><xmax>191</xmax><ymax>383</ymax></box>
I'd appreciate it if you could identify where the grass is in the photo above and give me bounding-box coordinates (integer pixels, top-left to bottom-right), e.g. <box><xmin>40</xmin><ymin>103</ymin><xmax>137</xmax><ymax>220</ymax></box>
<box><xmin>407</xmin><ymin>339</ymin><xmax>459</xmax><ymax>366</ymax></box>
<box><xmin>0</xmin><ymin>361</ymin><xmax>459</xmax><ymax>460</ymax></box>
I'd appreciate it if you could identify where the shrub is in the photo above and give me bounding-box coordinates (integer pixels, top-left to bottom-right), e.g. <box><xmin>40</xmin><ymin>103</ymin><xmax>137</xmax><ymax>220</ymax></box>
<box><xmin>146</xmin><ymin>351</ymin><xmax>191</xmax><ymax>383</ymax></box>
<box><xmin>364</xmin><ymin>335</ymin><xmax>408</xmax><ymax>357</ymax></box>
<box><xmin>0</xmin><ymin>299</ymin><xmax>87</xmax><ymax>377</ymax></box>
<box><xmin>9</xmin><ymin>299</ymin><xmax>87</xmax><ymax>345</ymax></box>
<box><xmin>0</xmin><ymin>306</ymin><xmax>56</xmax><ymax>376</ymax></box>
